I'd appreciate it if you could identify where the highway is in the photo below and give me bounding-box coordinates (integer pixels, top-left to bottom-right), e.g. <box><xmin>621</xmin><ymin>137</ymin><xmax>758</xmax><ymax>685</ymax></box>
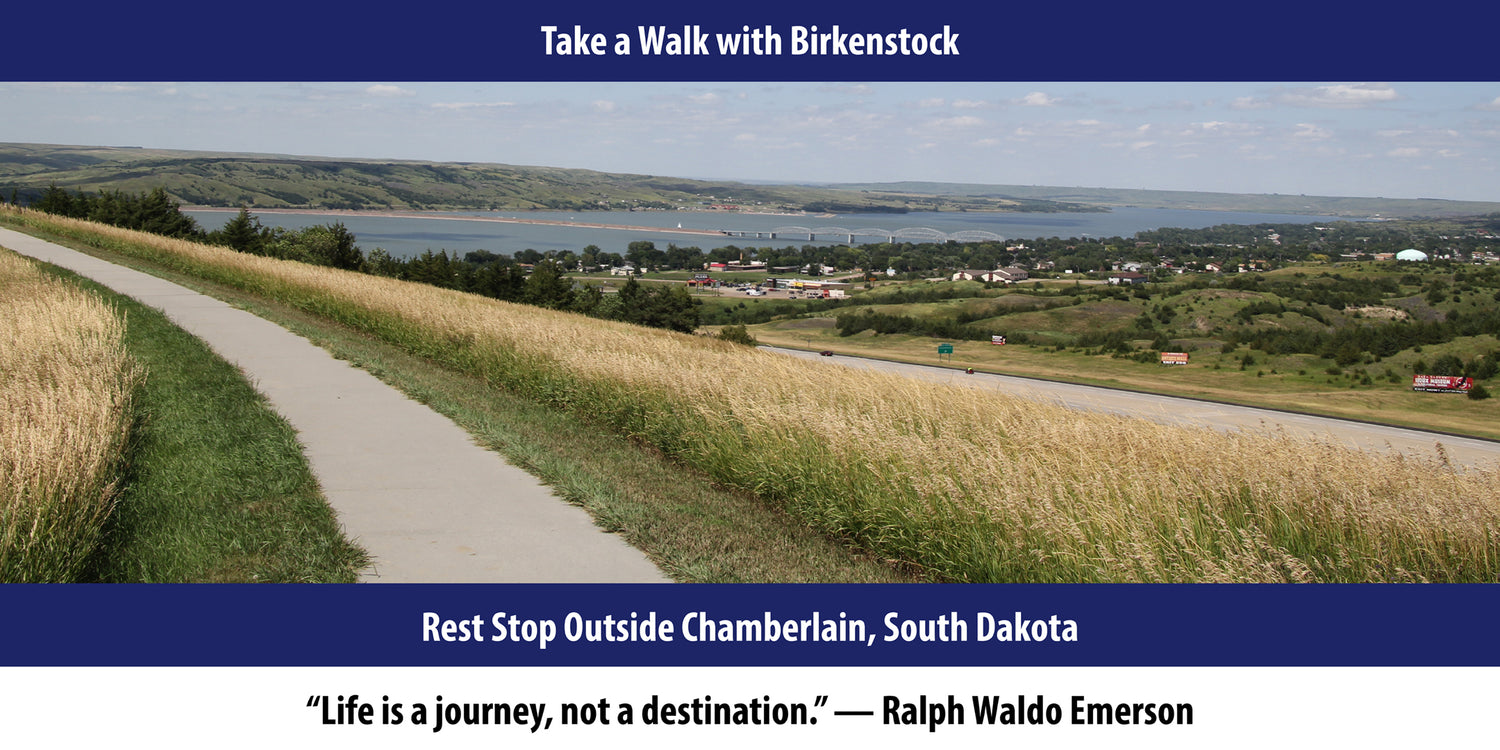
<box><xmin>768</xmin><ymin>347</ymin><xmax>1500</xmax><ymax>468</ymax></box>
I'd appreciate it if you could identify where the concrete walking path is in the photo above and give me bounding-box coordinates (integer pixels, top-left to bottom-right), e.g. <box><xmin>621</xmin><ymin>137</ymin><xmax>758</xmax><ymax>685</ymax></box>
<box><xmin>2</xmin><ymin>227</ymin><xmax>669</xmax><ymax>583</ymax></box>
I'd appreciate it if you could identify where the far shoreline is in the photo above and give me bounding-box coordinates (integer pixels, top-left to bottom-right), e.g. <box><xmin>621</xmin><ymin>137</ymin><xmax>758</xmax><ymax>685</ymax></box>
<box><xmin>183</xmin><ymin>206</ymin><xmax>738</xmax><ymax>237</ymax></box>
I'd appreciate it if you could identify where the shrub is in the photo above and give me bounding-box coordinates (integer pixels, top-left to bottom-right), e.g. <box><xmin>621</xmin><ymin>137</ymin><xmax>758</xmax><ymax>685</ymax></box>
<box><xmin>716</xmin><ymin>324</ymin><xmax>758</xmax><ymax>346</ymax></box>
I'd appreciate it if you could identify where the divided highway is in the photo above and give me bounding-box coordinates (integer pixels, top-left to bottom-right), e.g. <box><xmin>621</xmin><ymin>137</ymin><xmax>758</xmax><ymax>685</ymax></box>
<box><xmin>770</xmin><ymin>347</ymin><xmax>1500</xmax><ymax>469</ymax></box>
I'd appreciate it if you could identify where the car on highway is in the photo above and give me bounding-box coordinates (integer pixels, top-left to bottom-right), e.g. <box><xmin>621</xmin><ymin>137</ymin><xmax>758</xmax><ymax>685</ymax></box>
<box><xmin>819</xmin><ymin>350</ymin><xmax>834</xmax><ymax>357</ymax></box>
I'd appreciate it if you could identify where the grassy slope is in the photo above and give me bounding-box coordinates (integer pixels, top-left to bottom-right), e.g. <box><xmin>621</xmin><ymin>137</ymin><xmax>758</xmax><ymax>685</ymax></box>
<box><xmin>0</xmin><ymin>248</ymin><xmax>368</xmax><ymax>581</ymax></box>
<box><xmin>833</xmin><ymin>181</ymin><xmax>1500</xmax><ymax>218</ymax></box>
<box><xmin>750</xmin><ymin>279</ymin><xmax>1500</xmax><ymax>440</ymax></box>
<box><xmin>6</xmin><ymin>209</ymin><xmax>1496</xmax><ymax>583</ymax></box>
<box><xmin>2</xmin><ymin>220</ymin><xmax>912</xmax><ymax>583</ymax></box>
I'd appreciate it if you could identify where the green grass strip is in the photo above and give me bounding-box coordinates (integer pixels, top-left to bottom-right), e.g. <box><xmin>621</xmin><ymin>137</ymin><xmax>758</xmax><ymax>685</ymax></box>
<box><xmin>29</xmin><ymin>262</ymin><xmax>368</xmax><ymax>582</ymax></box>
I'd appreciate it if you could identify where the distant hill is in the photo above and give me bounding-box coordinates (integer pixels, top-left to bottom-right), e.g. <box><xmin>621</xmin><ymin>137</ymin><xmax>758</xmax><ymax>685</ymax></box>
<box><xmin>0</xmin><ymin>142</ymin><xmax>1093</xmax><ymax>214</ymax></box>
<box><xmin>9</xmin><ymin>142</ymin><xmax>1493</xmax><ymax>219</ymax></box>
<box><xmin>828</xmin><ymin>181</ymin><xmax>1500</xmax><ymax>219</ymax></box>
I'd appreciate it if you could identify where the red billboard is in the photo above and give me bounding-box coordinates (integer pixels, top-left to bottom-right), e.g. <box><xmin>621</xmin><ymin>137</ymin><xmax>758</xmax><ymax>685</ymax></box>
<box><xmin>1412</xmin><ymin>375</ymin><xmax>1473</xmax><ymax>393</ymax></box>
<box><xmin>1160</xmin><ymin>352</ymin><xmax>1189</xmax><ymax>365</ymax></box>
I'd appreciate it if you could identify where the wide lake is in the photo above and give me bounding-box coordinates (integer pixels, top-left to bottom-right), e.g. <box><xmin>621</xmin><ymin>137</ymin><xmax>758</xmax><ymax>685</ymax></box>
<box><xmin>187</xmin><ymin>207</ymin><xmax>1359</xmax><ymax>260</ymax></box>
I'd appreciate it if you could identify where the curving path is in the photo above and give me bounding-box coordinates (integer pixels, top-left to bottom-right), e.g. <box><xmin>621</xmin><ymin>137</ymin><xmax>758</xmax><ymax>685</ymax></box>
<box><xmin>770</xmin><ymin>347</ymin><xmax>1500</xmax><ymax>468</ymax></box>
<box><xmin>1</xmin><ymin>227</ymin><xmax>669</xmax><ymax>583</ymax></box>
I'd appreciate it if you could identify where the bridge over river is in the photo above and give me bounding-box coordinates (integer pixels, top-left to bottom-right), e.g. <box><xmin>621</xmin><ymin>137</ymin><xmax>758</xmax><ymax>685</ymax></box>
<box><xmin>718</xmin><ymin>225</ymin><xmax>1006</xmax><ymax>243</ymax></box>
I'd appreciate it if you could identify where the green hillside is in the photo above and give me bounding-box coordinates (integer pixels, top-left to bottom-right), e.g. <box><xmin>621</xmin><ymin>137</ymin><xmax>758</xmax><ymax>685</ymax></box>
<box><xmin>0</xmin><ymin>142</ymin><xmax>1092</xmax><ymax>214</ymax></box>
<box><xmin>831</xmin><ymin>181</ymin><xmax>1500</xmax><ymax>219</ymax></box>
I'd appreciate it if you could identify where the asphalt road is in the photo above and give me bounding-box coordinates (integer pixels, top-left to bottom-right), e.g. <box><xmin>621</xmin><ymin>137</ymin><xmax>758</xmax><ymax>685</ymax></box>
<box><xmin>769</xmin><ymin>346</ymin><xmax>1500</xmax><ymax>469</ymax></box>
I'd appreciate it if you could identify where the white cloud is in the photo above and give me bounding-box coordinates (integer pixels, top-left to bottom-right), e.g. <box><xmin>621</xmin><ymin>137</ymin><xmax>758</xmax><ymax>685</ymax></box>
<box><xmin>1293</xmin><ymin>123</ymin><xmax>1332</xmax><ymax>139</ymax></box>
<box><xmin>431</xmin><ymin>101</ymin><xmax>513</xmax><ymax>110</ymax></box>
<box><xmin>932</xmin><ymin>115</ymin><xmax>983</xmax><ymax>128</ymax></box>
<box><xmin>1279</xmin><ymin>83</ymin><xmax>1397</xmax><ymax>108</ymax></box>
<box><xmin>365</xmin><ymin>84</ymin><xmax>415</xmax><ymax>97</ymax></box>
<box><xmin>952</xmin><ymin>99</ymin><xmax>986</xmax><ymax>109</ymax></box>
<box><xmin>819</xmin><ymin>84</ymin><xmax>873</xmax><ymax>95</ymax></box>
<box><xmin>1229</xmin><ymin>96</ymin><xmax>1271</xmax><ymax>110</ymax></box>
<box><xmin>22</xmin><ymin>82</ymin><xmax>144</xmax><ymax>94</ymax></box>
<box><xmin>1388</xmin><ymin>147</ymin><xmax>1423</xmax><ymax>158</ymax></box>
<box><xmin>592</xmin><ymin>100</ymin><xmax>617</xmax><ymax>113</ymax></box>
<box><xmin>1475</xmin><ymin>96</ymin><xmax>1500</xmax><ymax>111</ymax></box>
<box><xmin>687</xmin><ymin>92</ymin><xmax>721</xmax><ymax>105</ymax></box>
<box><xmin>1017</xmin><ymin>91</ymin><xmax>1058</xmax><ymax>107</ymax></box>
<box><xmin>917</xmin><ymin>97</ymin><xmax>946</xmax><ymax>108</ymax></box>
<box><xmin>1188</xmin><ymin>121</ymin><xmax>1263</xmax><ymax>137</ymax></box>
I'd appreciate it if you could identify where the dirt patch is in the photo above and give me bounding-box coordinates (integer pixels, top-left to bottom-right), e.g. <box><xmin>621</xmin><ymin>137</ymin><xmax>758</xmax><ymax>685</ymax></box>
<box><xmin>1348</xmin><ymin>305</ymin><xmax>1409</xmax><ymax>321</ymax></box>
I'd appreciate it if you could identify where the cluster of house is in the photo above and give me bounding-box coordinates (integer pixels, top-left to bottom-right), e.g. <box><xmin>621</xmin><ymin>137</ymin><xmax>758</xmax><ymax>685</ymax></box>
<box><xmin>949</xmin><ymin>266</ymin><xmax>1031</xmax><ymax>283</ymax></box>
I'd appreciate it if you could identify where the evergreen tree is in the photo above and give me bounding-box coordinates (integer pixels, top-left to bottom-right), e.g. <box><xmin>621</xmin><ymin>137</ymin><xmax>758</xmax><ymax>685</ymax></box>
<box><xmin>217</xmin><ymin>207</ymin><xmax>265</xmax><ymax>254</ymax></box>
<box><xmin>523</xmin><ymin>260</ymin><xmax>575</xmax><ymax>309</ymax></box>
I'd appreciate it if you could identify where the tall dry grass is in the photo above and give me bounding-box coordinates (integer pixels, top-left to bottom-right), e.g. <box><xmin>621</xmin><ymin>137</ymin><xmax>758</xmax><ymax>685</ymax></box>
<box><xmin>6</xmin><ymin>205</ymin><xmax>1497</xmax><ymax>582</ymax></box>
<box><xmin>0</xmin><ymin>247</ymin><xmax>142</xmax><ymax>581</ymax></box>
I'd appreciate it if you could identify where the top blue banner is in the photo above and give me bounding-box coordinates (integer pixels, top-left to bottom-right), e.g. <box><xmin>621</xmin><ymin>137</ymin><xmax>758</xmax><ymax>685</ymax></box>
<box><xmin>7</xmin><ymin>0</ymin><xmax>1499</xmax><ymax>81</ymax></box>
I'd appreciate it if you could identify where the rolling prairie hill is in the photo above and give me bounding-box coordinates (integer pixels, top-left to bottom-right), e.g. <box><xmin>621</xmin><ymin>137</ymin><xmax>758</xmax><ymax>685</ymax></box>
<box><xmin>0</xmin><ymin>142</ymin><xmax>1092</xmax><ymax>214</ymax></box>
<box><xmin>832</xmin><ymin>181</ymin><xmax>1500</xmax><ymax>219</ymax></box>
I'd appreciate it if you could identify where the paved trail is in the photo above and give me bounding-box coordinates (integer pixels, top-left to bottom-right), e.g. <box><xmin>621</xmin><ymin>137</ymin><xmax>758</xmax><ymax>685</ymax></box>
<box><xmin>771</xmin><ymin>347</ymin><xmax>1500</xmax><ymax>468</ymax></box>
<box><xmin>2</xmin><ymin>227</ymin><xmax>669</xmax><ymax>583</ymax></box>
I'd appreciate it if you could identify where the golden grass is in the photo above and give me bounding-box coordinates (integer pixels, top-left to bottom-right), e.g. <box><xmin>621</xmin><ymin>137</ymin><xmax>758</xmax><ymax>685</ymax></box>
<box><xmin>6</xmin><ymin>205</ymin><xmax>1498</xmax><ymax>582</ymax></box>
<box><xmin>0</xmin><ymin>247</ymin><xmax>142</xmax><ymax>581</ymax></box>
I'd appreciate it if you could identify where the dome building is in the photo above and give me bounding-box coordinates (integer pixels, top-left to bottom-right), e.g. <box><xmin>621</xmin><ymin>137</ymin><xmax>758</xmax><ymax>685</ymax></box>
<box><xmin>1395</xmin><ymin>249</ymin><xmax>1429</xmax><ymax>262</ymax></box>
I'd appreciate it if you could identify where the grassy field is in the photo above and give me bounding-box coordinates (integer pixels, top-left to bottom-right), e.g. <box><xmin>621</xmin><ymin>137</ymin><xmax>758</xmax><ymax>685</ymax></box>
<box><xmin>0</xmin><ymin>244</ymin><xmax>367</xmax><ymax>582</ymax></box>
<box><xmin>1</xmin><ymin>219</ymin><xmax>909</xmax><ymax>583</ymax></box>
<box><xmin>752</xmin><ymin>321</ymin><xmax>1500</xmax><ymax>440</ymax></box>
<box><xmin>5</xmin><ymin>205</ymin><xmax>1498</xmax><ymax>583</ymax></box>
<box><xmin>742</xmin><ymin>266</ymin><xmax>1500</xmax><ymax>439</ymax></box>
<box><xmin>0</xmin><ymin>250</ymin><xmax>139</xmax><ymax>581</ymax></box>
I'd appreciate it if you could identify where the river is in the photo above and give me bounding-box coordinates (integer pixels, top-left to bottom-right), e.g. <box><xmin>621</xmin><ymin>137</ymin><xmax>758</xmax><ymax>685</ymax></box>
<box><xmin>186</xmin><ymin>207</ymin><xmax>1360</xmax><ymax>260</ymax></box>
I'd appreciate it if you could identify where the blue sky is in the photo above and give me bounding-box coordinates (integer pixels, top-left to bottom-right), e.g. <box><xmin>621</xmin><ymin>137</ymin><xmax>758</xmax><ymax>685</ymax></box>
<box><xmin>4</xmin><ymin>82</ymin><xmax>1499</xmax><ymax>201</ymax></box>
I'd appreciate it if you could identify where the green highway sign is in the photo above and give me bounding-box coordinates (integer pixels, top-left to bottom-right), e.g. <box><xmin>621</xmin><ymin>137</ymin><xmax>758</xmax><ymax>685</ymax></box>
<box><xmin>938</xmin><ymin>344</ymin><xmax>954</xmax><ymax>354</ymax></box>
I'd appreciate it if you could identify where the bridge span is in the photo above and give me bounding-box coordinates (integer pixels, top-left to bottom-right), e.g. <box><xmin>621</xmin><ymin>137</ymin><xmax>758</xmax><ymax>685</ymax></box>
<box><xmin>718</xmin><ymin>225</ymin><xmax>1005</xmax><ymax>244</ymax></box>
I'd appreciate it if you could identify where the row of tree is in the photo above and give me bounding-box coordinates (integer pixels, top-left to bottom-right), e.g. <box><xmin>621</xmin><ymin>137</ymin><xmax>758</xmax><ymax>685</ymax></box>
<box><xmin>360</xmin><ymin>250</ymin><xmax>699</xmax><ymax>333</ymax></box>
<box><xmin>212</xmin><ymin>206</ymin><xmax>702</xmax><ymax>333</ymax></box>
<box><xmin>32</xmin><ymin>186</ymin><xmax>203</xmax><ymax>239</ymax></box>
<box><xmin>28</xmin><ymin>192</ymin><xmax>701</xmax><ymax>334</ymax></box>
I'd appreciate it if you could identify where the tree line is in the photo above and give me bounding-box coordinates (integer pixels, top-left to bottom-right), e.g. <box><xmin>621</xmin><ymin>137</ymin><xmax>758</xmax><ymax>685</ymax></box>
<box><xmin>26</xmin><ymin>191</ymin><xmax>700</xmax><ymax>334</ymax></box>
<box><xmin>211</xmin><ymin>206</ymin><xmax>703</xmax><ymax>333</ymax></box>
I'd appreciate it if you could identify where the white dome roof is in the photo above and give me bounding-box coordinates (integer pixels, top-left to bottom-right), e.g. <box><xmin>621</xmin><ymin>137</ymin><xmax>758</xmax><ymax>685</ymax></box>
<box><xmin>1396</xmin><ymin>249</ymin><xmax>1428</xmax><ymax>261</ymax></box>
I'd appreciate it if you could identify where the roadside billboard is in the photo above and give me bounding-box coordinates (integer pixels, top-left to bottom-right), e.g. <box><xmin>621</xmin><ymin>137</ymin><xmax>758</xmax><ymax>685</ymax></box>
<box><xmin>1161</xmin><ymin>352</ymin><xmax>1189</xmax><ymax>365</ymax></box>
<box><xmin>1412</xmin><ymin>375</ymin><xmax>1473</xmax><ymax>393</ymax></box>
